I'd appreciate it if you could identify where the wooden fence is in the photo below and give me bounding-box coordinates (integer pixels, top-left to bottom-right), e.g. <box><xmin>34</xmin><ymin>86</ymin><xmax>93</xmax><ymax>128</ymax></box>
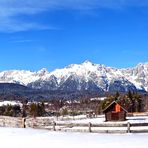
<box><xmin>0</xmin><ymin>116</ymin><xmax>148</xmax><ymax>133</ymax></box>
<box><xmin>44</xmin><ymin>122</ymin><xmax>148</xmax><ymax>133</ymax></box>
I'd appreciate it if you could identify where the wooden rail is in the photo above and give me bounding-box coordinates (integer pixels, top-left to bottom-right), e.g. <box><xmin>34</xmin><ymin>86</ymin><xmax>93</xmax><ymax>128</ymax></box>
<box><xmin>44</xmin><ymin>122</ymin><xmax>148</xmax><ymax>133</ymax></box>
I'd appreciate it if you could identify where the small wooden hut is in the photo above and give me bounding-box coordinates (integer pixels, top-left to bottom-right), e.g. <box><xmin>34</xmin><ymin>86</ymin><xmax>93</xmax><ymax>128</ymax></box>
<box><xmin>103</xmin><ymin>101</ymin><xmax>127</xmax><ymax>121</ymax></box>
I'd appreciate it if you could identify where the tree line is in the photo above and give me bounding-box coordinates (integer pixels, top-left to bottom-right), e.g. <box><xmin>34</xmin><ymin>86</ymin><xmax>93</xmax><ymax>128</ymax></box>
<box><xmin>98</xmin><ymin>91</ymin><xmax>144</xmax><ymax>114</ymax></box>
<box><xmin>0</xmin><ymin>91</ymin><xmax>147</xmax><ymax>117</ymax></box>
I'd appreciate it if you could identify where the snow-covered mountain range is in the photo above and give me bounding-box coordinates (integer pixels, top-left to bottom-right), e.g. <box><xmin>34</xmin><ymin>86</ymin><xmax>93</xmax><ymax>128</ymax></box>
<box><xmin>0</xmin><ymin>61</ymin><xmax>147</xmax><ymax>93</ymax></box>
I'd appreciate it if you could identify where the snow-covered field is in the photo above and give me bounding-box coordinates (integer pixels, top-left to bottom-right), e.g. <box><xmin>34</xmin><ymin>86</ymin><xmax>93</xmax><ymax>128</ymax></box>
<box><xmin>56</xmin><ymin>115</ymin><xmax>148</xmax><ymax>124</ymax></box>
<box><xmin>0</xmin><ymin>127</ymin><xmax>148</xmax><ymax>148</ymax></box>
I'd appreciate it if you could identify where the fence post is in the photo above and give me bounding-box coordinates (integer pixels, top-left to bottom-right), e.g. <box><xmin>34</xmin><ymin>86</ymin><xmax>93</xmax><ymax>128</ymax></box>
<box><xmin>53</xmin><ymin>121</ymin><xmax>56</xmax><ymax>131</ymax></box>
<box><xmin>127</xmin><ymin>122</ymin><xmax>131</xmax><ymax>133</ymax></box>
<box><xmin>22</xmin><ymin>118</ymin><xmax>26</xmax><ymax>128</ymax></box>
<box><xmin>88</xmin><ymin>122</ymin><xmax>92</xmax><ymax>132</ymax></box>
<box><xmin>3</xmin><ymin>118</ymin><xmax>5</xmax><ymax>126</ymax></box>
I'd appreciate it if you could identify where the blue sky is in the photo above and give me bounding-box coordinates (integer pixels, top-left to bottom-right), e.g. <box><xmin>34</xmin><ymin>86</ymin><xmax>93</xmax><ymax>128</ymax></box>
<box><xmin>0</xmin><ymin>0</ymin><xmax>148</xmax><ymax>71</ymax></box>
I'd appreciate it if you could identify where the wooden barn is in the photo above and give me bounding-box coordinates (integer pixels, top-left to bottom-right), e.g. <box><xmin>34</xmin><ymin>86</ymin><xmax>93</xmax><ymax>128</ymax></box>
<box><xmin>103</xmin><ymin>101</ymin><xmax>128</xmax><ymax>121</ymax></box>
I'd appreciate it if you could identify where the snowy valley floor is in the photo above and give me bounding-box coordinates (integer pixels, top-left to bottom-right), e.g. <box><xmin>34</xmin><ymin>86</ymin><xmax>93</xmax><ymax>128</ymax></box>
<box><xmin>0</xmin><ymin>127</ymin><xmax>148</xmax><ymax>148</ymax></box>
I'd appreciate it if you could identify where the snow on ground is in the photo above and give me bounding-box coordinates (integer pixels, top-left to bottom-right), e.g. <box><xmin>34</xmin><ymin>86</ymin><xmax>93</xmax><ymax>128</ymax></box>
<box><xmin>53</xmin><ymin>115</ymin><xmax>148</xmax><ymax>132</ymax></box>
<box><xmin>56</xmin><ymin>115</ymin><xmax>148</xmax><ymax>124</ymax></box>
<box><xmin>0</xmin><ymin>127</ymin><xmax>148</xmax><ymax>148</ymax></box>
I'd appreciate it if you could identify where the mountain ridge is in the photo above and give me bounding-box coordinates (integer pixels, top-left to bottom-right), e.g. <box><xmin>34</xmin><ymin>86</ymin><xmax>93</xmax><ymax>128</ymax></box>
<box><xmin>0</xmin><ymin>61</ymin><xmax>147</xmax><ymax>93</ymax></box>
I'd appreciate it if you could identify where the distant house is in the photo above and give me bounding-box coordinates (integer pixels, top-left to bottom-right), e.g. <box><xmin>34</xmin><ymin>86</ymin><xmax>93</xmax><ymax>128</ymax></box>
<box><xmin>103</xmin><ymin>101</ymin><xmax>128</xmax><ymax>121</ymax></box>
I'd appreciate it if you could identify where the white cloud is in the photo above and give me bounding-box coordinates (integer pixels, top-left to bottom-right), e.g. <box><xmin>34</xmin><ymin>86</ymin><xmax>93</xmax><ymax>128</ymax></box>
<box><xmin>0</xmin><ymin>0</ymin><xmax>148</xmax><ymax>32</ymax></box>
<box><xmin>0</xmin><ymin>20</ymin><xmax>52</xmax><ymax>33</ymax></box>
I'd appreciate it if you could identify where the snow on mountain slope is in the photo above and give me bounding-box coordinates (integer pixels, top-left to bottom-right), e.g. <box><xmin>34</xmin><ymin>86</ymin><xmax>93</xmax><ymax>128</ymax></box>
<box><xmin>0</xmin><ymin>70</ymin><xmax>38</xmax><ymax>85</ymax></box>
<box><xmin>50</xmin><ymin>61</ymin><xmax>121</xmax><ymax>85</ymax></box>
<box><xmin>0</xmin><ymin>68</ymin><xmax>50</xmax><ymax>86</ymax></box>
<box><xmin>0</xmin><ymin>61</ymin><xmax>147</xmax><ymax>92</ymax></box>
<box><xmin>48</xmin><ymin>61</ymin><xmax>141</xmax><ymax>92</ymax></box>
<box><xmin>121</xmin><ymin>62</ymin><xmax>148</xmax><ymax>91</ymax></box>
